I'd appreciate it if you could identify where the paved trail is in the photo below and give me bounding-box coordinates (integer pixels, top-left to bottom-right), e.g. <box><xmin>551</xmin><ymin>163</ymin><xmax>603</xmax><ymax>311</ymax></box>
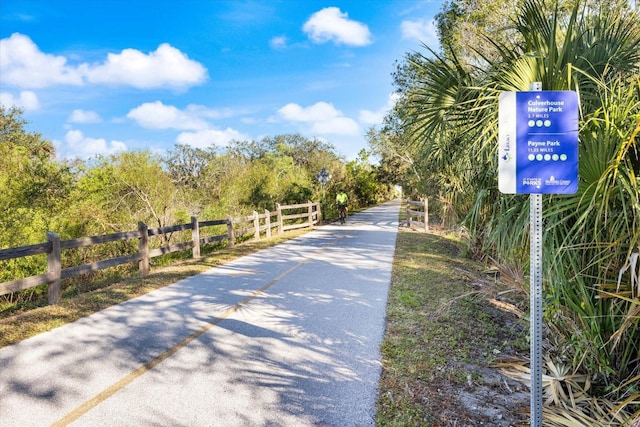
<box><xmin>0</xmin><ymin>200</ymin><xmax>400</xmax><ymax>427</ymax></box>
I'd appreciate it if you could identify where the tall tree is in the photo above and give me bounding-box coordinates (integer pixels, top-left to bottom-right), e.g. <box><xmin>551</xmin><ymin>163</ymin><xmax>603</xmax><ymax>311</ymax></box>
<box><xmin>0</xmin><ymin>107</ymin><xmax>74</xmax><ymax>280</ymax></box>
<box><xmin>164</xmin><ymin>144</ymin><xmax>217</xmax><ymax>190</ymax></box>
<box><xmin>0</xmin><ymin>107</ymin><xmax>72</xmax><ymax>219</ymax></box>
<box><xmin>70</xmin><ymin>151</ymin><xmax>180</xmax><ymax>238</ymax></box>
<box><xmin>435</xmin><ymin>0</ymin><xmax>522</xmax><ymax>66</ymax></box>
<box><xmin>0</xmin><ymin>107</ymin><xmax>73</xmax><ymax>241</ymax></box>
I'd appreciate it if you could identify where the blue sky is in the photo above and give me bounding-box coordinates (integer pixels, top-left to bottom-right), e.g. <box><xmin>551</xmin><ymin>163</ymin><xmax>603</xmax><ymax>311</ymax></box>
<box><xmin>0</xmin><ymin>0</ymin><xmax>442</xmax><ymax>160</ymax></box>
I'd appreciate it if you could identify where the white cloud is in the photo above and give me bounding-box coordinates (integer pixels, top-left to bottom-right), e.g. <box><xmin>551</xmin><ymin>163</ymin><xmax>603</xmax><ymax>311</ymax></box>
<box><xmin>64</xmin><ymin>129</ymin><xmax>127</xmax><ymax>158</ymax></box>
<box><xmin>127</xmin><ymin>101</ymin><xmax>239</xmax><ymax>131</ymax></box>
<box><xmin>127</xmin><ymin>101</ymin><xmax>247</xmax><ymax>148</ymax></box>
<box><xmin>0</xmin><ymin>33</ymin><xmax>207</xmax><ymax>90</ymax></box>
<box><xmin>269</xmin><ymin>36</ymin><xmax>288</xmax><ymax>49</ymax></box>
<box><xmin>401</xmin><ymin>18</ymin><xmax>439</xmax><ymax>44</ymax></box>
<box><xmin>84</xmin><ymin>43</ymin><xmax>207</xmax><ymax>89</ymax></box>
<box><xmin>303</xmin><ymin>7</ymin><xmax>372</xmax><ymax>46</ymax></box>
<box><xmin>358</xmin><ymin>109</ymin><xmax>382</xmax><ymax>125</ymax></box>
<box><xmin>127</xmin><ymin>101</ymin><xmax>209</xmax><ymax>130</ymax></box>
<box><xmin>184</xmin><ymin>104</ymin><xmax>237</xmax><ymax>120</ymax></box>
<box><xmin>359</xmin><ymin>92</ymin><xmax>399</xmax><ymax>125</ymax></box>
<box><xmin>176</xmin><ymin>128</ymin><xmax>248</xmax><ymax>148</ymax></box>
<box><xmin>312</xmin><ymin>116</ymin><xmax>360</xmax><ymax>135</ymax></box>
<box><xmin>278</xmin><ymin>101</ymin><xmax>359</xmax><ymax>135</ymax></box>
<box><xmin>0</xmin><ymin>90</ymin><xmax>40</xmax><ymax>110</ymax></box>
<box><xmin>68</xmin><ymin>109</ymin><xmax>102</xmax><ymax>123</ymax></box>
<box><xmin>0</xmin><ymin>33</ymin><xmax>83</xmax><ymax>88</ymax></box>
<box><xmin>279</xmin><ymin>102</ymin><xmax>335</xmax><ymax>122</ymax></box>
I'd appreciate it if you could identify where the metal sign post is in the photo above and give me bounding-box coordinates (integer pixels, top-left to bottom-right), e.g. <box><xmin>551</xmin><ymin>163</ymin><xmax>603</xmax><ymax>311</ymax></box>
<box><xmin>530</xmin><ymin>191</ymin><xmax>543</xmax><ymax>426</ymax></box>
<box><xmin>498</xmin><ymin>82</ymin><xmax>579</xmax><ymax>426</ymax></box>
<box><xmin>529</xmin><ymin>81</ymin><xmax>544</xmax><ymax>427</ymax></box>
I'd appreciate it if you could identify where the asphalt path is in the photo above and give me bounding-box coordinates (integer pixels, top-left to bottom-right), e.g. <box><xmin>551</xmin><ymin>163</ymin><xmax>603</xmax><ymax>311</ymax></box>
<box><xmin>0</xmin><ymin>200</ymin><xmax>400</xmax><ymax>427</ymax></box>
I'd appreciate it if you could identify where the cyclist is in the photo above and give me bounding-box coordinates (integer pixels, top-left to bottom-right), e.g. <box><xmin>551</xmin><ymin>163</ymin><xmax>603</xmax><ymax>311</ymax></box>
<box><xmin>335</xmin><ymin>189</ymin><xmax>348</xmax><ymax>224</ymax></box>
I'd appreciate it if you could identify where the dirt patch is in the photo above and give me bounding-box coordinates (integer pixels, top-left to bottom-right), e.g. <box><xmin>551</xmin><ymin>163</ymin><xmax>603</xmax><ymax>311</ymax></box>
<box><xmin>404</xmin><ymin>321</ymin><xmax>531</xmax><ymax>427</ymax></box>
<box><xmin>437</xmin><ymin>364</ymin><xmax>530</xmax><ymax>426</ymax></box>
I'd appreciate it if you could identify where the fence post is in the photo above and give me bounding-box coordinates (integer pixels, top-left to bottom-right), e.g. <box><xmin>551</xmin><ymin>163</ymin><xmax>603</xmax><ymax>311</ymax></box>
<box><xmin>265</xmin><ymin>209</ymin><xmax>271</xmax><ymax>238</ymax></box>
<box><xmin>47</xmin><ymin>232</ymin><xmax>61</xmax><ymax>305</ymax></box>
<box><xmin>276</xmin><ymin>204</ymin><xmax>283</xmax><ymax>235</ymax></box>
<box><xmin>253</xmin><ymin>211</ymin><xmax>260</xmax><ymax>240</ymax></box>
<box><xmin>424</xmin><ymin>198</ymin><xmax>429</xmax><ymax>232</ymax></box>
<box><xmin>313</xmin><ymin>202</ymin><xmax>318</xmax><ymax>225</ymax></box>
<box><xmin>138</xmin><ymin>222</ymin><xmax>149</xmax><ymax>276</ymax></box>
<box><xmin>406</xmin><ymin>199</ymin><xmax>411</xmax><ymax>228</ymax></box>
<box><xmin>307</xmin><ymin>201</ymin><xmax>313</xmax><ymax>227</ymax></box>
<box><xmin>227</xmin><ymin>216</ymin><xmax>235</xmax><ymax>248</ymax></box>
<box><xmin>191</xmin><ymin>216</ymin><xmax>200</xmax><ymax>259</ymax></box>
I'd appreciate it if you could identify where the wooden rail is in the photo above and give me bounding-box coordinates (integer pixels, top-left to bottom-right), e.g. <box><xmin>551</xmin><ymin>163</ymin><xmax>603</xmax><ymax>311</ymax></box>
<box><xmin>0</xmin><ymin>201</ymin><xmax>320</xmax><ymax>305</ymax></box>
<box><xmin>406</xmin><ymin>198</ymin><xmax>429</xmax><ymax>232</ymax></box>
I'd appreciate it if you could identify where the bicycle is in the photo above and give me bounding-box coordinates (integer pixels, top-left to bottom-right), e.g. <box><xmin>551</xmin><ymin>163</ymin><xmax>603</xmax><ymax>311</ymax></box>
<box><xmin>337</xmin><ymin>203</ymin><xmax>347</xmax><ymax>224</ymax></box>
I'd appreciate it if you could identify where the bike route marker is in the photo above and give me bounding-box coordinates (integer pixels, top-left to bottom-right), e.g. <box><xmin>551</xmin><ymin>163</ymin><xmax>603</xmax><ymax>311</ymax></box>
<box><xmin>498</xmin><ymin>90</ymin><xmax>579</xmax><ymax>194</ymax></box>
<box><xmin>316</xmin><ymin>167</ymin><xmax>331</xmax><ymax>221</ymax></box>
<box><xmin>316</xmin><ymin>167</ymin><xmax>331</xmax><ymax>185</ymax></box>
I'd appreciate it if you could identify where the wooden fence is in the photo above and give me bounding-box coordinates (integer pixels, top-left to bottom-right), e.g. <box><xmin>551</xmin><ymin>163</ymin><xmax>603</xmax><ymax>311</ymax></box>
<box><xmin>406</xmin><ymin>198</ymin><xmax>429</xmax><ymax>232</ymax></box>
<box><xmin>0</xmin><ymin>201</ymin><xmax>320</xmax><ymax>305</ymax></box>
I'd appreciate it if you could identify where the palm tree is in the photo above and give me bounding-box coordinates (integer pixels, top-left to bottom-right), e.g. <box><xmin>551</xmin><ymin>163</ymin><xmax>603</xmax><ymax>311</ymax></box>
<box><xmin>396</xmin><ymin>0</ymin><xmax>640</xmax><ymax>422</ymax></box>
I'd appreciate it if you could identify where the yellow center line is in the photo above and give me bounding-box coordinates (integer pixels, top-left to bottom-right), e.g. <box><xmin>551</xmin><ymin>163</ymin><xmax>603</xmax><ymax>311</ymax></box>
<box><xmin>51</xmin><ymin>236</ymin><xmax>344</xmax><ymax>426</ymax></box>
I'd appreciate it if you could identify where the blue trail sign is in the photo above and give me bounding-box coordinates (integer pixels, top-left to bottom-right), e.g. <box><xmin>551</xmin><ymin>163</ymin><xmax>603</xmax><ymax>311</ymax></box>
<box><xmin>498</xmin><ymin>91</ymin><xmax>579</xmax><ymax>194</ymax></box>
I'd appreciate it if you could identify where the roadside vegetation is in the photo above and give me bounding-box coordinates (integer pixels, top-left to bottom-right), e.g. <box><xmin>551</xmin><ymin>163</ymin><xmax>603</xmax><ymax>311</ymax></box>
<box><xmin>370</xmin><ymin>0</ymin><xmax>639</xmax><ymax>424</ymax></box>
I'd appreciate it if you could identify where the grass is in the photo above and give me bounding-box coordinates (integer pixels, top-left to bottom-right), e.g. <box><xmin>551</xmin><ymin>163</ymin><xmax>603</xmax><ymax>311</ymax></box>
<box><xmin>375</xmin><ymin>226</ymin><xmax>530</xmax><ymax>426</ymax></box>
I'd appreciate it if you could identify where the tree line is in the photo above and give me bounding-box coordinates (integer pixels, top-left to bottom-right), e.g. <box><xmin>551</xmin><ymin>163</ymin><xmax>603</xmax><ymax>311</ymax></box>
<box><xmin>0</xmin><ymin>106</ymin><xmax>397</xmax><ymax>299</ymax></box>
